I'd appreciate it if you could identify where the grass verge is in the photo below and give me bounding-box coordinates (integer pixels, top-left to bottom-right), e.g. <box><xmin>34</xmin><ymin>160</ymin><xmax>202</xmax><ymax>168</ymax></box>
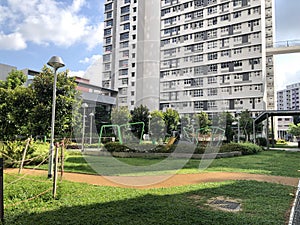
<box><xmin>3</xmin><ymin>174</ymin><xmax>295</xmax><ymax>225</ymax></box>
<box><xmin>32</xmin><ymin>150</ymin><xmax>300</xmax><ymax>177</ymax></box>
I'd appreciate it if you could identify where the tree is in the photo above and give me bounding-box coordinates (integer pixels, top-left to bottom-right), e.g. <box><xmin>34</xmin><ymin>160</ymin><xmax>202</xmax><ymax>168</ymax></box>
<box><xmin>0</xmin><ymin>70</ymin><xmax>34</xmax><ymax>140</ymax></box>
<box><xmin>288</xmin><ymin>123</ymin><xmax>300</xmax><ymax>147</ymax></box>
<box><xmin>218</xmin><ymin>112</ymin><xmax>234</xmax><ymax>143</ymax></box>
<box><xmin>193</xmin><ymin>112</ymin><xmax>211</xmax><ymax>134</ymax></box>
<box><xmin>288</xmin><ymin>123</ymin><xmax>300</xmax><ymax>137</ymax></box>
<box><xmin>149</xmin><ymin>110</ymin><xmax>165</xmax><ymax>142</ymax></box>
<box><xmin>95</xmin><ymin>104</ymin><xmax>111</xmax><ymax>132</ymax></box>
<box><xmin>239</xmin><ymin>110</ymin><xmax>253</xmax><ymax>142</ymax></box>
<box><xmin>30</xmin><ymin>66</ymin><xmax>81</xmax><ymax>138</ymax></box>
<box><xmin>163</xmin><ymin>108</ymin><xmax>180</xmax><ymax>135</ymax></box>
<box><xmin>130</xmin><ymin>105</ymin><xmax>150</xmax><ymax>138</ymax></box>
<box><xmin>0</xmin><ymin>69</ymin><xmax>27</xmax><ymax>89</ymax></box>
<box><xmin>0</xmin><ymin>68</ymin><xmax>80</xmax><ymax>141</ymax></box>
<box><xmin>111</xmin><ymin>106</ymin><xmax>131</xmax><ymax>125</ymax></box>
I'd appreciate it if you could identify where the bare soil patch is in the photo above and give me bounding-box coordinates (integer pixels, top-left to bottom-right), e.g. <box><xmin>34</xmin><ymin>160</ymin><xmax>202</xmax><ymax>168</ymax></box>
<box><xmin>5</xmin><ymin>168</ymin><xmax>299</xmax><ymax>189</ymax></box>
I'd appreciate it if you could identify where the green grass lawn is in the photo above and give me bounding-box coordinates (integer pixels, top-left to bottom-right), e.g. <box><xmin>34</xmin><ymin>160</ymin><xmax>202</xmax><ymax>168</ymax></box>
<box><xmin>3</xmin><ymin>174</ymin><xmax>295</xmax><ymax>225</ymax></box>
<box><xmin>34</xmin><ymin>150</ymin><xmax>300</xmax><ymax>177</ymax></box>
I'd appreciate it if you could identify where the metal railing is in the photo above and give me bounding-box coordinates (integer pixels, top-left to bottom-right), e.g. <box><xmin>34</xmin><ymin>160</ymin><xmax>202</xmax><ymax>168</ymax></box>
<box><xmin>267</xmin><ymin>40</ymin><xmax>300</xmax><ymax>48</ymax></box>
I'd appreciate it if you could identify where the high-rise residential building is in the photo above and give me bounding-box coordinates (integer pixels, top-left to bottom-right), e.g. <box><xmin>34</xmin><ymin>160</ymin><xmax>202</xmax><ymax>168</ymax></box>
<box><xmin>276</xmin><ymin>82</ymin><xmax>300</xmax><ymax>140</ymax></box>
<box><xmin>277</xmin><ymin>83</ymin><xmax>300</xmax><ymax>111</ymax></box>
<box><xmin>102</xmin><ymin>0</ymin><xmax>161</xmax><ymax>111</ymax></box>
<box><xmin>102</xmin><ymin>0</ymin><xmax>274</xmax><ymax>115</ymax></box>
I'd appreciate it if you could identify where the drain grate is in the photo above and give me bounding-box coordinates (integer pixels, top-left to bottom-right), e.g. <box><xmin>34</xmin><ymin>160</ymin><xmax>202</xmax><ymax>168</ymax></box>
<box><xmin>210</xmin><ymin>199</ymin><xmax>241</xmax><ymax>210</ymax></box>
<box><xmin>208</xmin><ymin>197</ymin><xmax>242</xmax><ymax>212</ymax></box>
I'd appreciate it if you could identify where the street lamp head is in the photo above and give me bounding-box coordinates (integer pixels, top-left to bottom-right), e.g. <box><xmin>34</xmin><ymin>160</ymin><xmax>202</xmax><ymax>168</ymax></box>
<box><xmin>89</xmin><ymin>112</ymin><xmax>94</xmax><ymax>117</ymax></box>
<box><xmin>47</xmin><ymin>56</ymin><xmax>65</xmax><ymax>70</ymax></box>
<box><xmin>148</xmin><ymin>114</ymin><xmax>152</xmax><ymax>119</ymax></box>
<box><xmin>81</xmin><ymin>103</ymin><xmax>88</xmax><ymax>108</ymax></box>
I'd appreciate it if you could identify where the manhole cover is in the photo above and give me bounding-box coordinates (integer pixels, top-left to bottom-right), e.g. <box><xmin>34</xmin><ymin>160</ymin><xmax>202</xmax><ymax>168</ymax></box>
<box><xmin>208</xmin><ymin>197</ymin><xmax>242</xmax><ymax>212</ymax></box>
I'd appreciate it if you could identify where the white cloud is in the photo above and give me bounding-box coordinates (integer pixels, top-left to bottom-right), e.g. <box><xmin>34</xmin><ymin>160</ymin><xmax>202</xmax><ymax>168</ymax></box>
<box><xmin>79</xmin><ymin>54</ymin><xmax>102</xmax><ymax>64</ymax></box>
<box><xmin>68</xmin><ymin>70</ymin><xmax>85</xmax><ymax>78</ymax></box>
<box><xmin>0</xmin><ymin>32</ymin><xmax>27</xmax><ymax>50</ymax></box>
<box><xmin>70</xmin><ymin>0</ymin><xmax>86</xmax><ymax>13</ymax></box>
<box><xmin>0</xmin><ymin>0</ymin><xmax>103</xmax><ymax>50</ymax></box>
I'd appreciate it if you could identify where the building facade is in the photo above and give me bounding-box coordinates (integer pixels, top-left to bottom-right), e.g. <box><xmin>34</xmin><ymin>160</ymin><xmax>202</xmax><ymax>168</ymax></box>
<box><xmin>102</xmin><ymin>0</ymin><xmax>274</xmax><ymax>115</ymax></box>
<box><xmin>276</xmin><ymin>83</ymin><xmax>300</xmax><ymax>140</ymax></box>
<box><xmin>102</xmin><ymin>0</ymin><xmax>161</xmax><ymax>111</ymax></box>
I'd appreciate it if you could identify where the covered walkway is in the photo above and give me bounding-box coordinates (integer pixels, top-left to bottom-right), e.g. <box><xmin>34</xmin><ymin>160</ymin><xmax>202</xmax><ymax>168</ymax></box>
<box><xmin>254</xmin><ymin>110</ymin><xmax>300</xmax><ymax>149</ymax></box>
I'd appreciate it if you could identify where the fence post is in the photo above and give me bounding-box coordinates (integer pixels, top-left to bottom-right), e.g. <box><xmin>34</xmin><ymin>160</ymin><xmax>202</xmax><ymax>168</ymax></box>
<box><xmin>60</xmin><ymin>139</ymin><xmax>65</xmax><ymax>181</ymax></box>
<box><xmin>0</xmin><ymin>158</ymin><xmax>4</xmax><ymax>223</ymax></box>
<box><xmin>18</xmin><ymin>137</ymin><xmax>31</xmax><ymax>174</ymax></box>
<box><xmin>52</xmin><ymin>142</ymin><xmax>59</xmax><ymax>198</ymax></box>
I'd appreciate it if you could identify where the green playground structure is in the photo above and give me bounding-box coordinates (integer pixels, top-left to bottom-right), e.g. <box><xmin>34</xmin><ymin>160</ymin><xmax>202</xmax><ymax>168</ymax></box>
<box><xmin>98</xmin><ymin>122</ymin><xmax>145</xmax><ymax>146</ymax></box>
<box><xmin>183</xmin><ymin>126</ymin><xmax>225</xmax><ymax>145</ymax></box>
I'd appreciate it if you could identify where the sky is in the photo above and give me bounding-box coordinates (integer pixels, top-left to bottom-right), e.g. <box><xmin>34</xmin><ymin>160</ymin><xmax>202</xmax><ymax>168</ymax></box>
<box><xmin>0</xmin><ymin>0</ymin><xmax>299</xmax><ymax>90</ymax></box>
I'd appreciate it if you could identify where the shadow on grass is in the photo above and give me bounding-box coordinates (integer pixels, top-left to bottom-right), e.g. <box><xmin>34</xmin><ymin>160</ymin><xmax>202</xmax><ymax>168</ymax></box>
<box><xmin>5</xmin><ymin>180</ymin><xmax>294</xmax><ymax>225</ymax></box>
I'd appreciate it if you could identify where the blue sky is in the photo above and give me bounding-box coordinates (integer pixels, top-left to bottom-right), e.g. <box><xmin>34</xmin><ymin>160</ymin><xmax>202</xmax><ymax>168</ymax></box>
<box><xmin>0</xmin><ymin>0</ymin><xmax>300</xmax><ymax>91</ymax></box>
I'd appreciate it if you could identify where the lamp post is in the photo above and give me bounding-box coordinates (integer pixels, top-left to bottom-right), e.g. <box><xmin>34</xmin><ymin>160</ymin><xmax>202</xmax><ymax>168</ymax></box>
<box><xmin>236</xmin><ymin>111</ymin><xmax>241</xmax><ymax>143</ymax></box>
<box><xmin>81</xmin><ymin>103</ymin><xmax>88</xmax><ymax>152</ymax></box>
<box><xmin>89</xmin><ymin>112</ymin><xmax>94</xmax><ymax>145</ymax></box>
<box><xmin>148</xmin><ymin>114</ymin><xmax>152</xmax><ymax>135</ymax></box>
<box><xmin>47</xmin><ymin>56</ymin><xmax>65</xmax><ymax>179</ymax></box>
<box><xmin>252</xmin><ymin>116</ymin><xmax>256</xmax><ymax>144</ymax></box>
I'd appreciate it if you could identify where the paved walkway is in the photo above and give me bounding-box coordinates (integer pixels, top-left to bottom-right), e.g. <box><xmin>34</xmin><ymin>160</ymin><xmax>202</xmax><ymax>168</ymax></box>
<box><xmin>5</xmin><ymin>169</ymin><xmax>299</xmax><ymax>189</ymax></box>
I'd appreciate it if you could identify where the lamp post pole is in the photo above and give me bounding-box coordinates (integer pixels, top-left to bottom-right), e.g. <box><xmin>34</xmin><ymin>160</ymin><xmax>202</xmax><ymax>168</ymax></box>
<box><xmin>81</xmin><ymin>103</ymin><xmax>88</xmax><ymax>152</ymax></box>
<box><xmin>47</xmin><ymin>56</ymin><xmax>65</xmax><ymax>179</ymax></box>
<box><xmin>89</xmin><ymin>112</ymin><xmax>94</xmax><ymax>145</ymax></box>
<box><xmin>148</xmin><ymin>114</ymin><xmax>152</xmax><ymax>135</ymax></box>
<box><xmin>236</xmin><ymin>111</ymin><xmax>241</xmax><ymax>143</ymax></box>
<box><xmin>252</xmin><ymin>116</ymin><xmax>256</xmax><ymax>144</ymax></box>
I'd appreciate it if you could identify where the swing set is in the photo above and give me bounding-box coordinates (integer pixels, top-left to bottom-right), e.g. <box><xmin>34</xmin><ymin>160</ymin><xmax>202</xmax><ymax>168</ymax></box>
<box><xmin>98</xmin><ymin>122</ymin><xmax>145</xmax><ymax>145</ymax></box>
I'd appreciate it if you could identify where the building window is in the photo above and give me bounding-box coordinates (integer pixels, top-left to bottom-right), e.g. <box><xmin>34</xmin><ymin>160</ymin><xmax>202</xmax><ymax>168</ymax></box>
<box><xmin>207</xmin><ymin>76</ymin><xmax>217</xmax><ymax>84</ymax></box>
<box><xmin>193</xmin><ymin>89</ymin><xmax>203</xmax><ymax>97</ymax></box>
<box><xmin>106</xmin><ymin>19</ymin><xmax>113</xmax><ymax>27</ymax></box>
<box><xmin>121</xmin><ymin>6</ymin><xmax>130</xmax><ymax>14</ymax></box>
<box><xmin>121</xmin><ymin>15</ymin><xmax>130</xmax><ymax>22</ymax></box>
<box><xmin>207</xmin><ymin>6</ymin><xmax>217</xmax><ymax>15</ymax></box>
<box><xmin>221</xmin><ymin>50</ymin><xmax>230</xmax><ymax>57</ymax></box>
<box><xmin>207</xmin><ymin>88</ymin><xmax>218</xmax><ymax>96</ymax></box>
<box><xmin>120</xmin><ymin>32</ymin><xmax>129</xmax><ymax>41</ymax></box>
<box><xmin>120</xmin><ymin>69</ymin><xmax>128</xmax><ymax>76</ymax></box>
<box><xmin>208</xmin><ymin>52</ymin><xmax>218</xmax><ymax>61</ymax></box>
<box><xmin>123</xmin><ymin>23</ymin><xmax>130</xmax><ymax>30</ymax></box>
<box><xmin>105</xmin><ymin>3</ymin><xmax>112</xmax><ymax>11</ymax></box>
<box><xmin>104</xmin><ymin>28</ymin><xmax>112</xmax><ymax>36</ymax></box>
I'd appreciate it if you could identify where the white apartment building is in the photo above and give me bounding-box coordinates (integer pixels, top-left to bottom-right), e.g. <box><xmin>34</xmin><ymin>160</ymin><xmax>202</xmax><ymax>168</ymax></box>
<box><xmin>276</xmin><ymin>82</ymin><xmax>300</xmax><ymax>139</ymax></box>
<box><xmin>102</xmin><ymin>0</ymin><xmax>161</xmax><ymax>111</ymax></box>
<box><xmin>102</xmin><ymin>0</ymin><xmax>275</xmax><ymax>115</ymax></box>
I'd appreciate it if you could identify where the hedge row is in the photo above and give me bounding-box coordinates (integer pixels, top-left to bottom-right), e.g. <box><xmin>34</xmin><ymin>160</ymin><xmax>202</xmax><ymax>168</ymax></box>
<box><xmin>103</xmin><ymin>141</ymin><xmax>263</xmax><ymax>155</ymax></box>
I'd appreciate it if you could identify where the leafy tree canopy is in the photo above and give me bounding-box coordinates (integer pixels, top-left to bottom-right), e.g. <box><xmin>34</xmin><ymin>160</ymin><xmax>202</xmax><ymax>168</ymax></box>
<box><xmin>0</xmin><ymin>70</ymin><xmax>27</xmax><ymax>89</ymax></box>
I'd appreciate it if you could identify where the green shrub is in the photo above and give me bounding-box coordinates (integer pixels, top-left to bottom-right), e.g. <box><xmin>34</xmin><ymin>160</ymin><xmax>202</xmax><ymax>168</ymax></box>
<box><xmin>220</xmin><ymin>142</ymin><xmax>263</xmax><ymax>155</ymax></box>
<box><xmin>103</xmin><ymin>142</ymin><xmax>131</xmax><ymax>152</ymax></box>
<box><xmin>240</xmin><ymin>142</ymin><xmax>263</xmax><ymax>155</ymax></box>
<box><xmin>220</xmin><ymin>143</ymin><xmax>245</xmax><ymax>153</ymax></box>
<box><xmin>0</xmin><ymin>140</ymin><xmax>66</xmax><ymax>168</ymax></box>
<box><xmin>256</xmin><ymin>137</ymin><xmax>267</xmax><ymax>147</ymax></box>
<box><xmin>0</xmin><ymin>141</ymin><xmax>27</xmax><ymax>167</ymax></box>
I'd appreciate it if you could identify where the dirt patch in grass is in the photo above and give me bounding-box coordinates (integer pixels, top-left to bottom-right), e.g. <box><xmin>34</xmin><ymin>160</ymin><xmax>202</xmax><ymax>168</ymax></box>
<box><xmin>5</xmin><ymin>168</ymin><xmax>299</xmax><ymax>189</ymax></box>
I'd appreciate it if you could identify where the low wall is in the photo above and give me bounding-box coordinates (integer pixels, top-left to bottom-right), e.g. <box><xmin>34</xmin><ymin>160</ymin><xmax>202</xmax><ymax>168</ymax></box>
<box><xmin>83</xmin><ymin>150</ymin><xmax>242</xmax><ymax>159</ymax></box>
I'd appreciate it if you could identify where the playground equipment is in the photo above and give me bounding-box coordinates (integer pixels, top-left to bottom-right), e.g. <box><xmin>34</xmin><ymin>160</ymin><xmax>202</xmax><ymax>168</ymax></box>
<box><xmin>98</xmin><ymin>122</ymin><xmax>145</xmax><ymax>145</ymax></box>
<box><xmin>182</xmin><ymin>126</ymin><xmax>225</xmax><ymax>145</ymax></box>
